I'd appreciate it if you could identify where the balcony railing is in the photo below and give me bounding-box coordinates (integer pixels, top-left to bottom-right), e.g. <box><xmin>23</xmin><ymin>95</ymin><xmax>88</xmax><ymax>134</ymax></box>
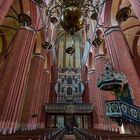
<box><xmin>105</xmin><ymin>100</ymin><xmax>140</xmax><ymax>125</ymax></box>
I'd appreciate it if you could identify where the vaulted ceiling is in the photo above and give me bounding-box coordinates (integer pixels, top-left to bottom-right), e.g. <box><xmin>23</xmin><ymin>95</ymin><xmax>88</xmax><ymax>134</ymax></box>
<box><xmin>111</xmin><ymin>0</ymin><xmax>140</xmax><ymax>59</ymax></box>
<box><xmin>0</xmin><ymin>0</ymin><xmax>140</xmax><ymax>72</ymax></box>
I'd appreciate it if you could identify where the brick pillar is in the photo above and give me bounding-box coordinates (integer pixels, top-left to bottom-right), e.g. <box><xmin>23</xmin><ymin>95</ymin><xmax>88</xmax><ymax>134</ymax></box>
<box><xmin>104</xmin><ymin>26</ymin><xmax>140</xmax><ymax>105</ymax></box>
<box><xmin>38</xmin><ymin>70</ymin><xmax>51</xmax><ymax>128</ymax></box>
<box><xmin>82</xmin><ymin>66</ymin><xmax>90</xmax><ymax>103</ymax></box>
<box><xmin>88</xmin><ymin>70</ymin><xmax>98</xmax><ymax>129</ymax></box>
<box><xmin>94</xmin><ymin>53</ymin><xmax>106</xmax><ymax>129</ymax></box>
<box><xmin>129</xmin><ymin>0</ymin><xmax>140</xmax><ymax>20</ymax></box>
<box><xmin>20</xmin><ymin>54</ymin><xmax>46</xmax><ymax>130</ymax></box>
<box><xmin>94</xmin><ymin>52</ymin><xmax>117</xmax><ymax>129</ymax></box>
<box><xmin>34</xmin><ymin>63</ymin><xmax>51</xmax><ymax>129</ymax></box>
<box><xmin>88</xmin><ymin>70</ymin><xmax>96</xmax><ymax>104</ymax></box>
<box><xmin>0</xmin><ymin>28</ymin><xmax>35</xmax><ymax>134</ymax></box>
<box><xmin>0</xmin><ymin>0</ymin><xmax>14</xmax><ymax>25</ymax></box>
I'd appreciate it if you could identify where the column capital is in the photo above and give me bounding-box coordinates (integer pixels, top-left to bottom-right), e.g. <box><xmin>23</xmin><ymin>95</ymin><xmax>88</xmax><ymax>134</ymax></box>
<box><xmin>33</xmin><ymin>53</ymin><xmax>46</xmax><ymax>60</ymax></box>
<box><xmin>94</xmin><ymin>54</ymin><xmax>106</xmax><ymax>61</ymax></box>
<box><xmin>88</xmin><ymin>69</ymin><xmax>96</xmax><ymax>75</ymax></box>
<box><xmin>104</xmin><ymin>26</ymin><xmax>121</xmax><ymax>37</ymax></box>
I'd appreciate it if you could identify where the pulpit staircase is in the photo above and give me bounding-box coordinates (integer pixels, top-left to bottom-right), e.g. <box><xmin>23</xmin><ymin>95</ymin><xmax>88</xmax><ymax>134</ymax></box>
<box><xmin>105</xmin><ymin>100</ymin><xmax>140</xmax><ymax>126</ymax></box>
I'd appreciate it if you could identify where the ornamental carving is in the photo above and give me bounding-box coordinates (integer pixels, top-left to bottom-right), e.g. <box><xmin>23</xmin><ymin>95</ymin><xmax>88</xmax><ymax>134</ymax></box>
<box><xmin>97</xmin><ymin>61</ymin><xmax>128</xmax><ymax>91</ymax></box>
<box><xmin>55</xmin><ymin>67</ymin><xmax>84</xmax><ymax>103</ymax></box>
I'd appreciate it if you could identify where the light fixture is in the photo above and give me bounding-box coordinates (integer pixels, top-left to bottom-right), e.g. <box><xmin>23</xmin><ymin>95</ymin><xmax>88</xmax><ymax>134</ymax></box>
<box><xmin>91</xmin><ymin>9</ymin><xmax>98</xmax><ymax>20</ymax></box>
<box><xmin>26</xmin><ymin>0</ymin><xmax>110</xmax><ymax>51</ymax></box>
<box><xmin>18</xmin><ymin>13</ymin><xmax>32</xmax><ymax>27</ymax></box>
<box><xmin>92</xmin><ymin>35</ymin><xmax>103</xmax><ymax>47</ymax></box>
<box><xmin>41</xmin><ymin>41</ymin><xmax>52</xmax><ymax>49</ymax></box>
<box><xmin>116</xmin><ymin>6</ymin><xmax>131</xmax><ymax>24</ymax></box>
<box><xmin>60</xmin><ymin>6</ymin><xmax>84</xmax><ymax>35</ymax></box>
<box><xmin>65</xmin><ymin>47</ymin><xmax>75</xmax><ymax>55</ymax></box>
<box><xmin>31</xmin><ymin>0</ymin><xmax>107</xmax><ymax>35</ymax></box>
<box><xmin>50</xmin><ymin>17</ymin><xmax>58</xmax><ymax>24</ymax></box>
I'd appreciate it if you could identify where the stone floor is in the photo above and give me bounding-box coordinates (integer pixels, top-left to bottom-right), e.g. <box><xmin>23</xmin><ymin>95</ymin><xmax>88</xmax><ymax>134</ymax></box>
<box><xmin>62</xmin><ymin>134</ymin><xmax>76</xmax><ymax>140</ymax></box>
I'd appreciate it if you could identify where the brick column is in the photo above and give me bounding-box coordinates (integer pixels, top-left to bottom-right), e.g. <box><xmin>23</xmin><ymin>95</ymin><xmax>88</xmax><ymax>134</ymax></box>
<box><xmin>94</xmin><ymin>52</ymin><xmax>117</xmax><ymax>129</ymax></box>
<box><xmin>20</xmin><ymin>54</ymin><xmax>45</xmax><ymax>130</ymax></box>
<box><xmin>82</xmin><ymin>66</ymin><xmax>90</xmax><ymax>103</ymax></box>
<box><xmin>88</xmin><ymin>70</ymin><xmax>96</xmax><ymax>104</ymax></box>
<box><xmin>87</xmin><ymin>70</ymin><xmax>99</xmax><ymax>129</ymax></box>
<box><xmin>0</xmin><ymin>28</ymin><xmax>35</xmax><ymax>134</ymax></box>
<box><xmin>38</xmin><ymin>70</ymin><xmax>51</xmax><ymax>128</ymax></box>
<box><xmin>104</xmin><ymin>26</ymin><xmax>140</xmax><ymax>105</ymax></box>
<box><xmin>0</xmin><ymin>0</ymin><xmax>14</xmax><ymax>25</ymax></box>
<box><xmin>94</xmin><ymin>53</ymin><xmax>106</xmax><ymax>129</ymax></box>
<box><xmin>129</xmin><ymin>0</ymin><xmax>140</xmax><ymax>20</ymax></box>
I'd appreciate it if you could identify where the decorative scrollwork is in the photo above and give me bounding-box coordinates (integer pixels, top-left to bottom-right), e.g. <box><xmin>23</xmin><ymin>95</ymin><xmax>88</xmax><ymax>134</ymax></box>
<box><xmin>97</xmin><ymin>61</ymin><xmax>128</xmax><ymax>91</ymax></box>
<box><xmin>130</xmin><ymin>108</ymin><xmax>138</xmax><ymax>118</ymax></box>
<box><xmin>111</xmin><ymin>103</ymin><xmax>119</xmax><ymax>112</ymax></box>
<box><xmin>121</xmin><ymin>104</ymin><xmax>127</xmax><ymax>113</ymax></box>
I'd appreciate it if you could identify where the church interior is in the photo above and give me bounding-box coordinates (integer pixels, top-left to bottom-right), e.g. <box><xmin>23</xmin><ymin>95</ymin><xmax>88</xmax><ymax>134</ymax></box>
<box><xmin>0</xmin><ymin>0</ymin><xmax>140</xmax><ymax>139</ymax></box>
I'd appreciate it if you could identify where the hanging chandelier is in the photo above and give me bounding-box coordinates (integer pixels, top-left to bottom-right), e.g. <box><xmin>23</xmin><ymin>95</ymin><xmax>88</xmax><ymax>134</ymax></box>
<box><xmin>32</xmin><ymin>0</ymin><xmax>106</xmax><ymax>35</ymax></box>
